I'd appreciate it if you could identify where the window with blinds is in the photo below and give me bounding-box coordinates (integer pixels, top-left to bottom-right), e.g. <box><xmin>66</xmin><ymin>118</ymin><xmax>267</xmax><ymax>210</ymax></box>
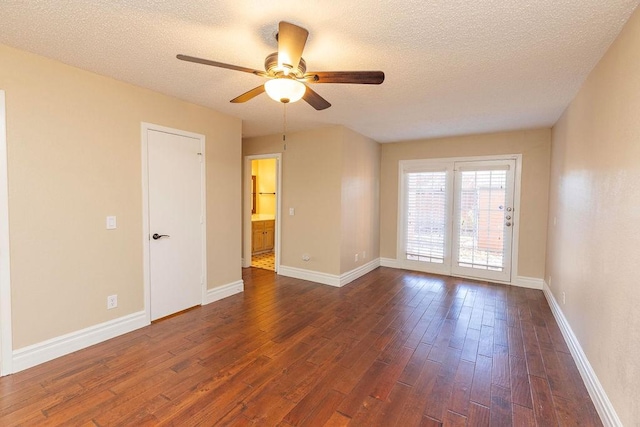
<box><xmin>405</xmin><ymin>171</ymin><xmax>447</xmax><ymax>263</ymax></box>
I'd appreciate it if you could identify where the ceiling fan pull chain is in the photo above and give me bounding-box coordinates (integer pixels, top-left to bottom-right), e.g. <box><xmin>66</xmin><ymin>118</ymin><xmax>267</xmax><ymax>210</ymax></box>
<box><xmin>282</xmin><ymin>103</ymin><xmax>287</xmax><ymax>143</ymax></box>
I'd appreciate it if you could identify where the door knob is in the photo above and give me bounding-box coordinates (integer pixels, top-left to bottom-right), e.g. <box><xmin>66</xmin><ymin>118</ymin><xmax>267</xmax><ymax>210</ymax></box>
<box><xmin>152</xmin><ymin>233</ymin><xmax>170</xmax><ymax>240</ymax></box>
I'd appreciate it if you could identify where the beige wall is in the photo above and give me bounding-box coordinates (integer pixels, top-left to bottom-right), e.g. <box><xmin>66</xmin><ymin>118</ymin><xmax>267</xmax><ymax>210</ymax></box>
<box><xmin>546</xmin><ymin>6</ymin><xmax>640</xmax><ymax>424</ymax></box>
<box><xmin>244</xmin><ymin>128</ymin><xmax>343</xmax><ymax>275</ymax></box>
<box><xmin>0</xmin><ymin>44</ymin><xmax>242</xmax><ymax>349</ymax></box>
<box><xmin>380</xmin><ymin>129</ymin><xmax>551</xmax><ymax>279</ymax></box>
<box><xmin>243</xmin><ymin>125</ymin><xmax>380</xmax><ymax>276</ymax></box>
<box><xmin>340</xmin><ymin>127</ymin><xmax>380</xmax><ymax>273</ymax></box>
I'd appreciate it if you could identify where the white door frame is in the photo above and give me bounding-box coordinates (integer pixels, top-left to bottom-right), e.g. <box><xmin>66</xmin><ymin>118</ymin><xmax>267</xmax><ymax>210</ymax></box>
<box><xmin>397</xmin><ymin>154</ymin><xmax>522</xmax><ymax>285</ymax></box>
<box><xmin>141</xmin><ymin>123</ymin><xmax>207</xmax><ymax>324</ymax></box>
<box><xmin>243</xmin><ymin>153</ymin><xmax>282</xmax><ymax>271</ymax></box>
<box><xmin>0</xmin><ymin>90</ymin><xmax>13</xmax><ymax>375</ymax></box>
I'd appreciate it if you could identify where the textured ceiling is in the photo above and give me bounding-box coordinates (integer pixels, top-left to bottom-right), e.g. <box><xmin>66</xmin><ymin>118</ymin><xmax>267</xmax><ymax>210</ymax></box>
<box><xmin>0</xmin><ymin>1</ymin><xmax>638</xmax><ymax>142</ymax></box>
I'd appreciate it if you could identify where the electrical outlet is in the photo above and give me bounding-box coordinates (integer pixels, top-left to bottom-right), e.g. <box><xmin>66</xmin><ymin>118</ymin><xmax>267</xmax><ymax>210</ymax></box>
<box><xmin>562</xmin><ymin>292</ymin><xmax>566</xmax><ymax>305</ymax></box>
<box><xmin>548</xmin><ymin>276</ymin><xmax>552</xmax><ymax>288</ymax></box>
<box><xmin>363</xmin><ymin>251</ymin><xmax>366</xmax><ymax>259</ymax></box>
<box><xmin>302</xmin><ymin>254</ymin><xmax>310</xmax><ymax>261</ymax></box>
<box><xmin>107</xmin><ymin>294</ymin><xmax>118</xmax><ymax>309</ymax></box>
<box><xmin>355</xmin><ymin>253</ymin><xmax>359</xmax><ymax>262</ymax></box>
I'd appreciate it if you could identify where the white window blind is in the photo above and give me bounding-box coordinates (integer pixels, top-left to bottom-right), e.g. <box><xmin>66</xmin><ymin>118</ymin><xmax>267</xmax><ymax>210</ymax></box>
<box><xmin>405</xmin><ymin>171</ymin><xmax>447</xmax><ymax>263</ymax></box>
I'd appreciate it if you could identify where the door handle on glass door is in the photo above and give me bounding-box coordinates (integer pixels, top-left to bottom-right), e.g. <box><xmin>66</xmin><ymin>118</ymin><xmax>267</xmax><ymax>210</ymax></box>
<box><xmin>152</xmin><ymin>233</ymin><xmax>170</xmax><ymax>240</ymax></box>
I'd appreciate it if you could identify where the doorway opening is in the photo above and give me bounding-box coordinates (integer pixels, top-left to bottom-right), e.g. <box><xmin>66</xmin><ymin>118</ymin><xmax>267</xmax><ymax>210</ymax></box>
<box><xmin>243</xmin><ymin>154</ymin><xmax>281</xmax><ymax>273</ymax></box>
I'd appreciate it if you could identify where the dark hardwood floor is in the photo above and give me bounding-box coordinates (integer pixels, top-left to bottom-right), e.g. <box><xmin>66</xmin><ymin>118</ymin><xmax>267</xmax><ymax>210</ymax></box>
<box><xmin>0</xmin><ymin>267</ymin><xmax>601</xmax><ymax>426</ymax></box>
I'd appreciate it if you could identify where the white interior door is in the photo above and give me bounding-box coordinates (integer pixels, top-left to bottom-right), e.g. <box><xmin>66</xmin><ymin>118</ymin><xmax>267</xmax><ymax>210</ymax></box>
<box><xmin>451</xmin><ymin>160</ymin><xmax>515</xmax><ymax>282</ymax></box>
<box><xmin>147</xmin><ymin>129</ymin><xmax>203</xmax><ymax>321</ymax></box>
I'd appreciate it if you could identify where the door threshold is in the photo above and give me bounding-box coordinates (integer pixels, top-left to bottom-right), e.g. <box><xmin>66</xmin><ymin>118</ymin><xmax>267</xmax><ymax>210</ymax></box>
<box><xmin>151</xmin><ymin>305</ymin><xmax>199</xmax><ymax>323</ymax></box>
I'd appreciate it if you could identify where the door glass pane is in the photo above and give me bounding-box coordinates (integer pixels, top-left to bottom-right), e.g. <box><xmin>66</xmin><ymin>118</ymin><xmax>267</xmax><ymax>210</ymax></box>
<box><xmin>405</xmin><ymin>171</ymin><xmax>446</xmax><ymax>263</ymax></box>
<box><xmin>456</xmin><ymin>170</ymin><xmax>507</xmax><ymax>271</ymax></box>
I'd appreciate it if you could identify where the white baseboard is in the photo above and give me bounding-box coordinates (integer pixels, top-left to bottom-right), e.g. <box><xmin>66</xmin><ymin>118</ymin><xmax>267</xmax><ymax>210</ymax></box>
<box><xmin>12</xmin><ymin>310</ymin><xmax>148</xmax><ymax>374</ymax></box>
<box><xmin>278</xmin><ymin>258</ymin><xmax>380</xmax><ymax>288</ymax></box>
<box><xmin>278</xmin><ymin>265</ymin><xmax>341</xmax><ymax>287</ymax></box>
<box><xmin>513</xmin><ymin>275</ymin><xmax>544</xmax><ymax>290</ymax></box>
<box><xmin>339</xmin><ymin>258</ymin><xmax>380</xmax><ymax>286</ymax></box>
<box><xmin>203</xmin><ymin>280</ymin><xmax>244</xmax><ymax>305</ymax></box>
<box><xmin>10</xmin><ymin>279</ymin><xmax>245</xmax><ymax>375</ymax></box>
<box><xmin>380</xmin><ymin>257</ymin><xmax>400</xmax><ymax>268</ymax></box>
<box><xmin>543</xmin><ymin>281</ymin><xmax>621</xmax><ymax>427</ymax></box>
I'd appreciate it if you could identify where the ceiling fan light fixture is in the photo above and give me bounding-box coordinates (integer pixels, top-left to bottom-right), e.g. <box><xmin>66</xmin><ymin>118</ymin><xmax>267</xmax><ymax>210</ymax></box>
<box><xmin>265</xmin><ymin>78</ymin><xmax>306</xmax><ymax>104</ymax></box>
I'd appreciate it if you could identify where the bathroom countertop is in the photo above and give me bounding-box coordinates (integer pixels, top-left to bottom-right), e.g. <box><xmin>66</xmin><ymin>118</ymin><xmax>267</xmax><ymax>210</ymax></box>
<box><xmin>251</xmin><ymin>214</ymin><xmax>275</xmax><ymax>221</ymax></box>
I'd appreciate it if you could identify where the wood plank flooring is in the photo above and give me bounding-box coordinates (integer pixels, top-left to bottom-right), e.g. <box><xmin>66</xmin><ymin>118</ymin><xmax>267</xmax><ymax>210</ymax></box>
<box><xmin>0</xmin><ymin>267</ymin><xmax>602</xmax><ymax>426</ymax></box>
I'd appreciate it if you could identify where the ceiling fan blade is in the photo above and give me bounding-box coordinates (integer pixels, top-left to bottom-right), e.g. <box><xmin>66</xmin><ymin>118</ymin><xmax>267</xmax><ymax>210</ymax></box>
<box><xmin>304</xmin><ymin>71</ymin><xmax>385</xmax><ymax>84</ymax></box>
<box><xmin>278</xmin><ymin>21</ymin><xmax>309</xmax><ymax>71</ymax></box>
<box><xmin>302</xmin><ymin>86</ymin><xmax>331</xmax><ymax>110</ymax></box>
<box><xmin>177</xmin><ymin>54</ymin><xmax>266</xmax><ymax>76</ymax></box>
<box><xmin>230</xmin><ymin>85</ymin><xmax>266</xmax><ymax>103</ymax></box>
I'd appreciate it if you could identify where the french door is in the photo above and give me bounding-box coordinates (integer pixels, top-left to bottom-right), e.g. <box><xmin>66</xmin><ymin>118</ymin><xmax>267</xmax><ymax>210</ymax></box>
<box><xmin>399</xmin><ymin>157</ymin><xmax>517</xmax><ymax>283</ymax></box>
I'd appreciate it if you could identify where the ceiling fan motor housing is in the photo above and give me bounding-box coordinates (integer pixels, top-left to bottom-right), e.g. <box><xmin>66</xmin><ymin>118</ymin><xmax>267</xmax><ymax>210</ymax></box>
<box><xmin>265</xmin><ymin>52</ymin><xmax>306</xmax><ymax>78</ymax></box>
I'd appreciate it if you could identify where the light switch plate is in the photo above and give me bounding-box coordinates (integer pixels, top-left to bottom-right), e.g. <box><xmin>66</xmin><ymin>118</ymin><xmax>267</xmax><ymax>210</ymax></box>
<box><xmin>106</xmin><ymin>216</ymin><xmax>117</xmax><ymax>230</ymax></box>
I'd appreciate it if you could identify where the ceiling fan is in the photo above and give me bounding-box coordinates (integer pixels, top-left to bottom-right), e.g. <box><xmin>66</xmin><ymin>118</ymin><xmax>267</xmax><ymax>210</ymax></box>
<box><xmin>177</xmin><ymin>21</ymin><xmax>385</xmax><ymax>110</ymax></box>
